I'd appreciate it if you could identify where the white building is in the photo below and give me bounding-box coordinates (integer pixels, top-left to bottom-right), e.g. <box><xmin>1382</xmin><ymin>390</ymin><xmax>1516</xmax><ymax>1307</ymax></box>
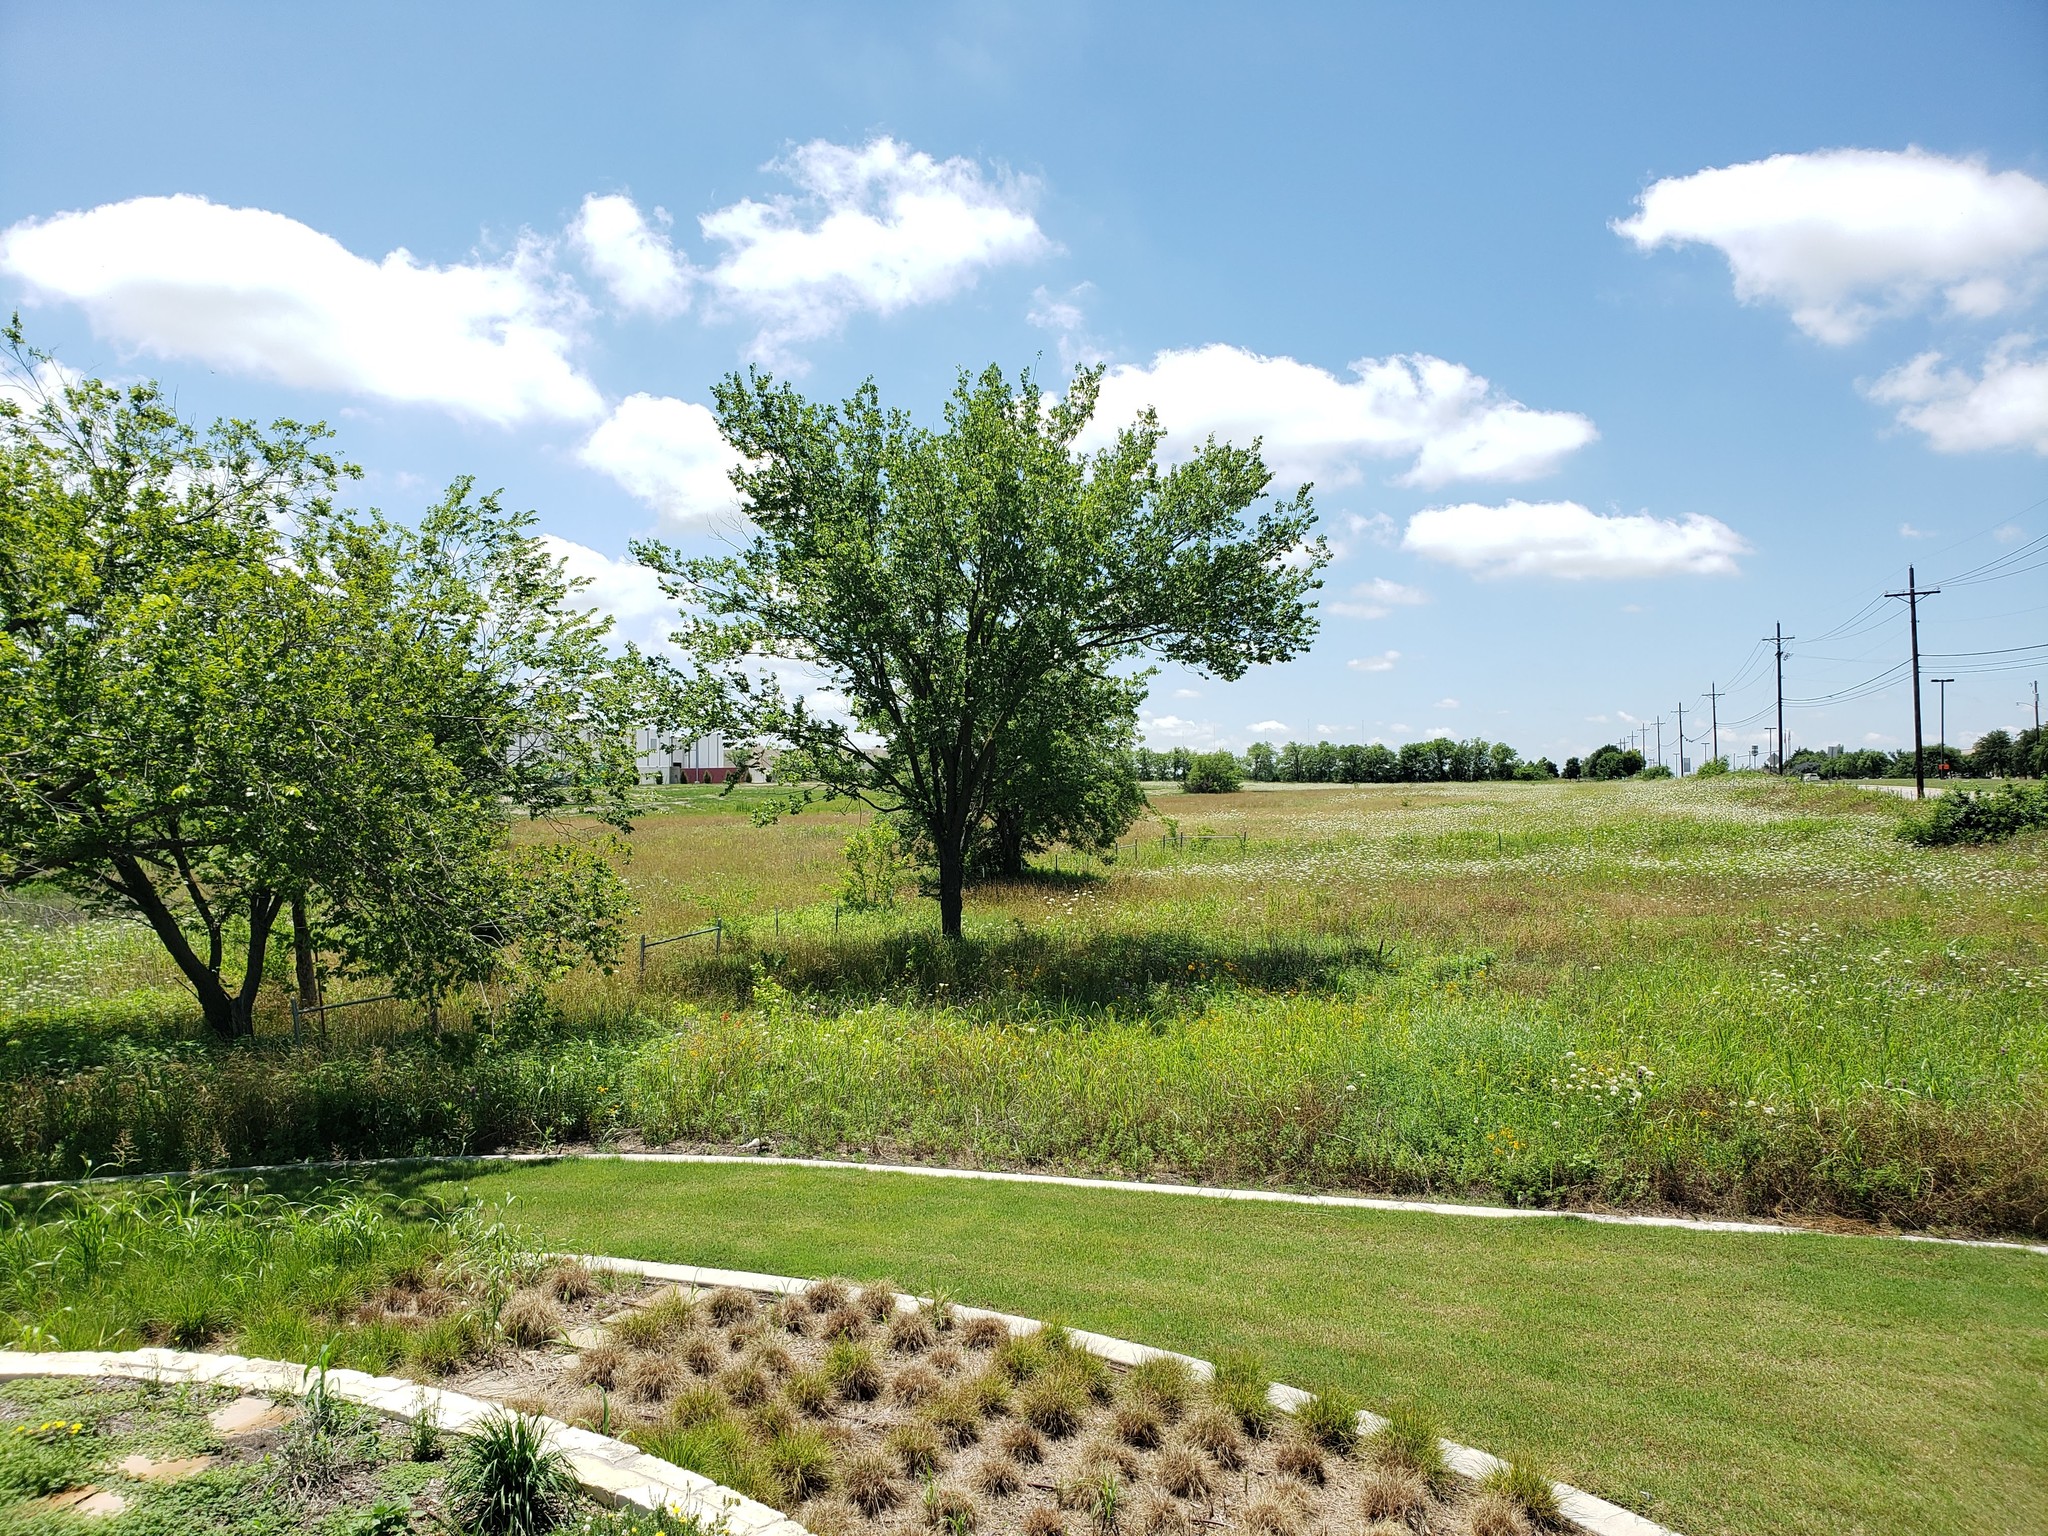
<box><xmin>635</xmin><ymin>729</ymin><xmax>730</xmax><ymax>785</ymax></box>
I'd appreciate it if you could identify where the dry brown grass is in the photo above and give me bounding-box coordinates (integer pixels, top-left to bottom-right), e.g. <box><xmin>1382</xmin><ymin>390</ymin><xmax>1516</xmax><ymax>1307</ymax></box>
<box><xmin>498</xmin><ymin>1287</ymin><xmax>564</xmax><ymax>1346</ymax></box>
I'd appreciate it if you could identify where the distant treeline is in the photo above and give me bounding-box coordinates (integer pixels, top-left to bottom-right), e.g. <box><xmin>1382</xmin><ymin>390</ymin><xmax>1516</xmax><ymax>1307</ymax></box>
<box><xmin>1131</xmin><ymin>722</ymin><xmax>2046</xmax><ymax>788</ymax></box>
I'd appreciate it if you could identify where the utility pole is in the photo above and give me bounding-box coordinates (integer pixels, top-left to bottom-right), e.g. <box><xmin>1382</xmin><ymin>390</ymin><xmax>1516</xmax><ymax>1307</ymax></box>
<box><xmin>1654</xmin><ymin>715</ymin><xmax>1665</xmax><ymax>772</ymax></box>
<box><xmin>1763</xmin><ymin>623</ymin><xmax>1793</xmax><ymax>774</ymax></box>
<box><xmin>1930</xmin><ymin>678</ymin><xmax>1955</xmax><ymax>776</ymax></box>
<box><xmin>1885</xmin><ymin>566</ymin><xmax>1940</xmax><ymax>800</ymax></box>
<box><xmin>1675</xmin><ymin>700</ymin><xmax>1686</xmax><ymax>775</ymax></box>
<box><xmin>1704</xmin><ymin>682</ymin><xmax>1722</xmax><ymax>767</ymax></box>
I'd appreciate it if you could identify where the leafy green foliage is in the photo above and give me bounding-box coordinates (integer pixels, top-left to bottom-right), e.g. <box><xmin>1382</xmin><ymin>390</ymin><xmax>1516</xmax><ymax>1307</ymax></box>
<box><xmin>1900</xmin><ymin>781</ymin><xmax>2048</xmax><ymax>845</ymax></box>
<box><xmin>445</xmin><ymin>1411</ymin><xmax>578</xmax><ymax>1536</ymax></box>
<box><xmin>638</xmin><ymin>362</ymin><xmax>1326</xmax><ymax>935</ymax></box>
<box><xmin>1182</xmin><ymin>751</ymin><xmax>1243</xmax><ymax>794</ymax></box>
<box><xmin>0</xmin><ymin>326</ymin><xmax>643</xmax><ymax>1035</ymax></box>
<box><xmin>839</xmin><ymin>821</ymin><xmax>906</xmax><ymax>911</ymax></box>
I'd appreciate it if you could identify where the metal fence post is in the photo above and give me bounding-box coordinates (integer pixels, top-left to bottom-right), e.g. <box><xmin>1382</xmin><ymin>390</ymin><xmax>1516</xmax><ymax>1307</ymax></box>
<box><xmin>715</xmin><ymin>919</ymin><xmax>723</xmax><ymax>955</ymax></box>
<box><xmin>290</xmin><ymin>996</ymin><xmax>302</xmax><ymax>1047</ymax></box>
<box><xmin>638</xmin><ymin>933</ymin><xmax>647</xmax><ymax>980</ymax></box>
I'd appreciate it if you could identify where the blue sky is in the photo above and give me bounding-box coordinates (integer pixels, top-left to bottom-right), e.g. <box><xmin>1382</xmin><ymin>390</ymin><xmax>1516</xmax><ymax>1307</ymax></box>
<box><xmin>4</xmin><ymin>1</ymin><xmax>2045</xmax><ymax>765</ymax></box>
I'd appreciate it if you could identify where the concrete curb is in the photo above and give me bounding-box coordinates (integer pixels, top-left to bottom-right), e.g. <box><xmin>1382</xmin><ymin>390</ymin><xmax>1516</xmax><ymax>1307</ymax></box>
<box><xmin>7</xmin><ymin>1150</ymin><xmax>2042</xmax><ymax>1258</ymax></box>
<box><xmin>579</xmin><ymin>1254</ymin><xmax>1680</xmax><ymax>1536</ymax></box>
<box><xmin>0</xmin><ymin>1347</ymin><xmax>803</xmax><ymax>1536</ymax></box>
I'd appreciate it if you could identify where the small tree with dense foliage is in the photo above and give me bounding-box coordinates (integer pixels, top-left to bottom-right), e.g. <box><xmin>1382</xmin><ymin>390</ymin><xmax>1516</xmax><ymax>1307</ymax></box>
<box><xmin>642</xmin><ymin>363</ymin><xmax>1325</xmax><ymax>937</ymax></box>
<box><xmin>1183</xmin><ymin>750</ymin><xmax>1244</xmax><ymax>793</ymax></box>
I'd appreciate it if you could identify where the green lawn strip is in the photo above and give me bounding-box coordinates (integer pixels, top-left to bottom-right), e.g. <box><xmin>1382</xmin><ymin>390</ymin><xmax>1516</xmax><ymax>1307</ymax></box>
<box><xmin>380</xmin><ymin>1157</ymin><xmax>2047</xmax><ymax>1536</ymax></box>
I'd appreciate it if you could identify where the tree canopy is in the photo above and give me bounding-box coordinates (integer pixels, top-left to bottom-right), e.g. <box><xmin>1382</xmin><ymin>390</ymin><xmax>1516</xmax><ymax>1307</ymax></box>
<box><xmin>0</xmin><ymin>327</ymin><xmax>643</xmax><ymax>1037</ymax></box>
<box><xmin>640</xmin><ymin>362</ymin><xmax>1326</xmax><ymax>936</ymax></box>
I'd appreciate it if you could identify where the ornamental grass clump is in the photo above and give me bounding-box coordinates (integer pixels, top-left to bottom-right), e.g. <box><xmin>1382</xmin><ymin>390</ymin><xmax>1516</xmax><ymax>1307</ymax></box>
<box><xmin>960</xmin><ymin>1316</ymin><xmax>1011</xmax><ymax>1351</ymax></box>
<box><xmin>821</xmin><ymin>1305</ymin><xmax>869</xmax><ymax>1342</ymax></box>
<box><xmin>842</xmin><ymin>1449</ymin><xmax>902</xmax><ymax>1516</ymax></box>
<box><xmin>1021</xmin><ymin>1505</ymin><xmax>1066</xmax><ymax>1536</ymax></box>
<box><xmin>575</xmin><ymin>1342</ymin><xmax>628</xmax><ymax>1390</ymax></box>
<box><xmin>446</xmin><ymin>1412</ymin><xmax>578</xmax><ymax>1536</ymax></box>
<box><xmin>766</xmin><ymin>1426</ymin><xmax>836</xmax><ymax>1502</ymax></box>
<box><xmin>999</xmin><ymin>1422</ymin><xmax>1046</xmax><ymax>1465</ymax></box>
<box><xmin>784</xmin><ymin>1368</ymin><xmax>834</xmax><ymax>1416</ymax></box>
<box><xmin>971</xmin><ymin>1453</ymin><xmax>1021</xmax><ymax>1497</ymax></box>
<box><xmin>721</xmin><ymin>1361</ymin><xmax>772</xmax><ymax>1408</ymax></box>
<box><xmin>705</xmin><ymin>1286</ymin><xmax>758</xmax><ymax>1325</ymax></box>
<box><xmin>1016</xmin><ymin>1369</ymin><xmax>1088</xmax><ymax>1438</ymax></box>
<box><xmin>621</xmin><ymin>1351</ymin><xmax>686</xmax><ymax>1404</ymax></box>
<box><xmin>1365</xmin><ymin>1401</ymin><xmax>1449</xmax><ymax>1494</ymax></box>
<box><xmin>1466</xmin><ymin>1488</ymin><xmax>1535</xmax><ymax>1536</ymax></box>
<box><xmin>1293</xmin><ymin>1386</ymin><xmax>1362</xmax><ymax>1455</ymax></box>
<box><xmin>1111</xmin><ymin>1400</ymin><xmax>1161</xmax><ymax>1449</ymax></box>
<box><xmin>1182</xmin><ymin>1403</ymin><xmax>1244</xmax><ymax>1468</ymax></box>
<box><xmin>887</xmin><ymin>1420</ymin><xmax>944</xmax><ymax>1477</ymax></box>
<box><xmin>1207</xmin><ymin>1352</ymin><xmax>1277</xmax><ymax>1438</ymax></box>
<box><xmin>923</xmin><ymin>1482</ymin><xmax>979</xmax><ymax>1533</ymax></box>
<box><xmin>1122</xmin><ymin>1356</ymin><xmax>1195</xmax><ymax>1421</ymax></box>
<box><xmin>1237</xmin><ymin>1495</ymin><xmax>1297</xmax><ymax>1536</ymax></box>
<box><xmin>1272</xmin><ymin>1431</ymin><xmax>1325</xmax><ymax>1485</ymax></box>
<box><xmin>1155</xmin><ymin>1442</ymin><xmax>1210</xmax><ymax>1500</ymax></box>
<box><xmin>890</xmin><ymin>1307</ymin><xmax>938</xmax><ymax>1353</ymax></box>
<box><xmin>805</xmin><ymin>1279</ymin><xmax>851</xmax><ymax>1314</ymax></box>
<box><xmin>826</xmin><ymin>1340</ymin><xmax>884</xmax><ymax>1402</ymax></box>
<box><xmin>609</xmin><ymin>1291</ymin><xmax>697</xmax><ymax>1349</ymax></box>
<box><xmin>1356</xmin><ymin>1463</ymin><xmax>1427</xmax><ymax>1523</ymax></box>
<box><xmin>894</xmin><ymin>1363</ymin><xmax>945</xmax><ymax>1406</ymax></box>
<box><xmin>499</xmin><ymin>1287</ymin><xmax>565</xmax><ymax>1347</ymax></box>
<box><xmin>543</xmin><ymin>1261</ymin><xmax>601</xmax><ymax>1302</ymax></box>
<box><xmin>1480</xmin><ymin>1459</ymin><xmax>1562</xmax><ymax>1528</ymax></box>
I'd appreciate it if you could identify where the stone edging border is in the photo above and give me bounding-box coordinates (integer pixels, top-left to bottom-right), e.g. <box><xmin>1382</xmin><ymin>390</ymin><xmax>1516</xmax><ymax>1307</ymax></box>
<box><xmin>575</xmin><ymin>1253</ymin><xmax>1681</xmax><ymax>1536</ymax></box>
<box><xmin>0</xmin><ymin>1346</ymin><xmax>802</xmax><ymax>1536</ymax></box>
<box><xmin>6</xmin><ymin>1151</ymin><xmax>2043</xmax><ymax>1258</ymax></box>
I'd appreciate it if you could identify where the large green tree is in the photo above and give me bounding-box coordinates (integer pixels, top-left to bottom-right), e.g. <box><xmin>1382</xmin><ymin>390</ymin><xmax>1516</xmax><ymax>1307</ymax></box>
<box><xmin>0</xmin><ymin>329</ymin><xmax>641</xmax><ymax>1037</ymax></box>
<box><xmin>639</xmin><ymin>362</ymin><xmax>1326</xmax><ymax>937</ymax></box>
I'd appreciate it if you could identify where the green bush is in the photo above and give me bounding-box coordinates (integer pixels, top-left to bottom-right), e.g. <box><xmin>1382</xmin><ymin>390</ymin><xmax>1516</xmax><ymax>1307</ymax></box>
<box><xmin>1183</xmin><ymin>751</ymin><xmax>1243</xmax><ymax>794</ymax></box>
<box><xmin>1900</xmin><ymin>781</ymin><xmax>2048</xmax><ymax>845</ymax></box>
<box><xmin>446</xmin><ymin>1411</ymin><xmax>578</xmax><ymax>1536</ymax></box>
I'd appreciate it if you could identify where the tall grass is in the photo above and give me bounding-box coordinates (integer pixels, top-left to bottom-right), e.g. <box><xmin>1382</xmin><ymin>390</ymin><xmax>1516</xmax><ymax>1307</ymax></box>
<box><xmin>4</xmin><ymin>780</ymin><xmax>2042</xmax><ymax>1233</ymax></box>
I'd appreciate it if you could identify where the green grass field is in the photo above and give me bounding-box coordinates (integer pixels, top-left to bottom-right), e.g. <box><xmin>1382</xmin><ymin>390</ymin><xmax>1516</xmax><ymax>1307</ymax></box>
<box><xmin>6</xmin><ymin>778</ymin><xmax>2041</xmax><ymax>1235</ymax></box>
<box><xmin>351</xmin><ymin>1156</ymin><xmax>2041</xmax><ymax>1536</ymax></box>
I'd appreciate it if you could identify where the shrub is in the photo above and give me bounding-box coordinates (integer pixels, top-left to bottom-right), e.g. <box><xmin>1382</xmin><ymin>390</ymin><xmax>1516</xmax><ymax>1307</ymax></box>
<box><xmin>1481</xmin><ymin>1459</ymin><xmax>1562</xmax><ymax>1527</ymax></box>
<box><xmin>1901</xmin><ymin>781</ymin><xmax>2048</xmax><ymax>845</ymax></box>
<box><xmin>1183</xmin><ymin>751</ymin><xmax>1243</xmax><ymax>794</ymax></box>
<box><xmin>842</xmin><ymin>1449</ymin><xmax>901</xmax><ymax>1516</ymax></box>
<box><xmin>499</xmin><ymin>1287</ymin><xmax>565</xmax><ymax>1347</ymax></box>
<box><xmin>1206</xmin><ymin>1352</ymin><xmax>1276</xmax><ymax>1437</ymax></box>
<box><xmin>1293</xmin><ymin>1386</ymin><xmax>1362</xmax><ymax>1454</ymax></box>
<box><xmin>805</xmin><ymin>1279</ymin><xmax>851</xmax><ymax>1313</ymax></box>
<box><xmin>840</xmin><ymin>821</ymin><xmax>906</xmax><ymax>911</ymax></box>
<box><xmin>1365</xmin><ymin>1401</ymin><xmax>1449</xmax><ymax>1493</ymax></box>
<box><xmin>923</xmin><ymin>1483</ymin><xmax>979</xmax><ymax>1533</ymax></box>
<box><xmin>609</xmin><ymin>1291</ymin><xmax>697</xmax><ymax>1349</ymax></box>
<box><xmin>1111</xmin><ymin>1401</ymin><xmax>1161</xmax><ymax>1449</ymax></box>
<box><xmin>446</xmin><ymin>1412</ymin><xmax>578</xmax><ymax>1536</ymax></box>
<box><xmin>857</xmin><ymin>1281</ymin><xmax>899</xmax><ymax>1321</ymax></box>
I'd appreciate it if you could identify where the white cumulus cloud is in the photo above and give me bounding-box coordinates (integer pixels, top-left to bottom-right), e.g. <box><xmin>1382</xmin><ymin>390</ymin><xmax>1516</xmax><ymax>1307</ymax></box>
<box><xmin>1329</xmin><ymin>576</ymin><xmax>1429</xmax><ymax>619</ymax></box>
<box><xmin>699</xmin><ymin>137</ymin><xmax>1051</xmax><ymax>365</ymax></box>
<box><xmin>1079</xmin><ymin>344</ymin><xmax>1594</xmax><ymax>489</ymax></box>
<box><xmin>1348</xmin><ymin>652</ymin><xmax>1400</xmax><ymax>673</ymax></box>
<box><xmin>578</xmin><ymin>393</ymin><xmax>746</xmax><ymax>530</ymax></box>
<box><xmin>0</xmin><ymin>194</ymin><xmax>601</xmax><ymax>424</ymax></box>
<box><xmin>1866</xmin><ymin>335</ymin><xmax>2048</xmax><ymax>454</ymax></box>
<box><xmin>538</xmin><ymin>534</ymin><xmax>675</xmax><ymax>651</ymax></box>
<box><xmin>570</xmin><ymin>194</ymin><xmax>692</xmax><ymax>317</ymax></box>
<box><xmin>1248</xmin><ymin>720</ymin><xmax>1288</xmax><ymax>733</ymax></box>
<box><xmin>1615</xmin><ymin>148</ymin><xmax>2048</xmax><ymax>343</ymax></box>
<box><xmin>1403</xmin><ymin>500</ymin><xmax>1749</xmax><ymax>579</ymax></box>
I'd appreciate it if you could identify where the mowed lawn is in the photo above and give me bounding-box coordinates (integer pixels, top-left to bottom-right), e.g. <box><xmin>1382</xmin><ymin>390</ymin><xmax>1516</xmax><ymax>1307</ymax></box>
<box><xmin>374</xmin><ymin>1157</ymin><xmax>2048</xmax><ymax>1536</ymax></box>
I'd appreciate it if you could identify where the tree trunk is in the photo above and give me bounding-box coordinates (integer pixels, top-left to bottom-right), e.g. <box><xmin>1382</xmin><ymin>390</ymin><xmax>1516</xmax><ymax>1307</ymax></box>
<box><xmin>230</xmin><ymin>891</ymin><xmax>284</xmax><ymax>1039</ymax></box>
<box><xmin>291</xmin><ymin>896</ymin><xmax>322</xmax><ymax>1017</ymax></box>
<box><xmin>110</xmin><ymin>854</ymin><xmax>241</xmax><ymax>1039</ymax></box>
<box><xmin>936</xmin><ymin>840</ymin><xmax>965</xmax><ymax>939</ymax></box>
